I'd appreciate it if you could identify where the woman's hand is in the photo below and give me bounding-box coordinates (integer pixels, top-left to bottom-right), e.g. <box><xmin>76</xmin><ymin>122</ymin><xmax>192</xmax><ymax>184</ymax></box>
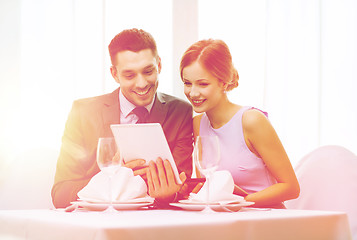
<box><xmin>146</xmin><ymin>158</ymin><xmax>187</xmax><ymax>204</ymax></box>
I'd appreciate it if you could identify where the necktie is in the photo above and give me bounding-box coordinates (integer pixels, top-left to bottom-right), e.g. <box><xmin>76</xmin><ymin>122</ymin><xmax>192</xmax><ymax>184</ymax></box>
<box><xmin>132</xmin><ymin>106</ymin><xmax>149</xmax><ymax>123</ymax></box>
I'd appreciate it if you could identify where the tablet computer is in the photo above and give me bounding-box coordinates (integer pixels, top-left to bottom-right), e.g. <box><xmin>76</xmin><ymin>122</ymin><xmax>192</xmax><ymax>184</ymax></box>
<box><xmin>110</xmin><ymin>123</ymin><xmax>181</xmax><ymax>184</ymax></box>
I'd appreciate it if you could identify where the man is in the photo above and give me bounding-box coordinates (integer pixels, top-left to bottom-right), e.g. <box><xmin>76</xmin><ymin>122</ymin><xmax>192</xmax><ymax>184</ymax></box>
<box><xmin>51</xmin><ymin>28</ymin><xmax>193</xmax><ymax>208</ymax></box>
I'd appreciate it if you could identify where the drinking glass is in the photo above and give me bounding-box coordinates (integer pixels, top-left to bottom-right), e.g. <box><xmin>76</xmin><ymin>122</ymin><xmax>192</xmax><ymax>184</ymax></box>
<box><xmin>96</xmin><ymin>137</ymin><xmax>121</xmax><ymax>212</ymax></box>
<box><xmin>193</xmin><ymin>135</ymin><xmax>220</xmax><ymax>212</ymax></box>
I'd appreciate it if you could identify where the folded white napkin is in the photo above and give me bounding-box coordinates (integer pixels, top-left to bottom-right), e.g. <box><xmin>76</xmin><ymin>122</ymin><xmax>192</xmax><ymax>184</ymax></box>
<box><xmin>78</xmin><ymin>166</ymin><xmax>151</xmax><ymax>203</ymax></box>
<box><xmin>188</xmin><ymin>170</ymin><xmax>244</xmax><ymax>204</ymax></box>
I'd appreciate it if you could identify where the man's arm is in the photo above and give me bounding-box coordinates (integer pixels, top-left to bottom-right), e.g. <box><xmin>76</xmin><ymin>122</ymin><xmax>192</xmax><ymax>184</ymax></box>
<box><xmin>169</xmin><ymin>102</ymin><xmax>193</xmax><ymax>177</ymax></box>
<box><xmin>51</xmin><ymin>101</ymin><xmax>97</xmax><ymax>208</ymax></box>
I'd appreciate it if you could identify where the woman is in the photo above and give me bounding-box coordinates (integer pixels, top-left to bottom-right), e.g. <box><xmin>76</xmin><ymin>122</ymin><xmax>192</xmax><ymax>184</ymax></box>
<box><xmin>180</xmin><ymin>39</ymin><xmax>300</xmax><ymax>208</ymax></box>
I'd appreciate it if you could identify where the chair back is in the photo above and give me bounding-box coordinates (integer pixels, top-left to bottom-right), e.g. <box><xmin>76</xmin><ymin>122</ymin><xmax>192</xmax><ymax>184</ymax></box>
<box><xmin>285</xmin><ymin>145</ymin><xmax>357</xmax><ymax>239</ymax></box>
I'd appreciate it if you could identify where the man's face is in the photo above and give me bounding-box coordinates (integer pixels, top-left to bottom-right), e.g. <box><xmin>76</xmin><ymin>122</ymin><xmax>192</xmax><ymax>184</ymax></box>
<box><xmin>111</xmin><ymin>49</ymin><xmax>161</xmax><ymax>107</ymax></box>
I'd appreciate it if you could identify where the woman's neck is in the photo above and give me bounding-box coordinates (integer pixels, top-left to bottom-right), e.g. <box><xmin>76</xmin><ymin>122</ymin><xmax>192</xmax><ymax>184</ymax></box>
<box><xmin>206</xmin><ymin>97</ymin><xmax>240</xmax><ymax>129</ymax></box>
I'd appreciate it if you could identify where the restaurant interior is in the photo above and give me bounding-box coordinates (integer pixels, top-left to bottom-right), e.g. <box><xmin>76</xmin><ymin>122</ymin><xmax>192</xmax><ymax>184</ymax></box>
<box><xmin>0</xmin><ymin>1</ymin><xmax>356</xmax><ymax>239</ymax></box>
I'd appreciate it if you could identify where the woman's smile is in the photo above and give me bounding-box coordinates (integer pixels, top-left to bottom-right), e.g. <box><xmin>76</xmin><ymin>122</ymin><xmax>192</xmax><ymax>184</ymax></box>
<box><xmin>191</xmin><ymin>98</ymin><xmax>206</xmax><ymax>107</ymax></box>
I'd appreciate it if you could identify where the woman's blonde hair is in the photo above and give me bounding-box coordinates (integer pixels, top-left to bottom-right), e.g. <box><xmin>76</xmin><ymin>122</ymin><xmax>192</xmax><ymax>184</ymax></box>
<box><xmin>180</xmin><ymin>39</ymin><xmax>239</xmax><ymax>91</ymax></box>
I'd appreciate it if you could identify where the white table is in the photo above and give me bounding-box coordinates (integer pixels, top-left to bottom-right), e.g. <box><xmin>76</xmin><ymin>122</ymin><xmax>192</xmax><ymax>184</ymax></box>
<box><xmin>0</xmin><ymin>208</ymin><xmax>351</xmax><ymax>240</ymax></box>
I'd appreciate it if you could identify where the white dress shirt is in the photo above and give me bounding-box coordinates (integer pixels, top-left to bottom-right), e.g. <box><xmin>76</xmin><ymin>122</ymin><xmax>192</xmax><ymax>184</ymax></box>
<box><xmin>119</xmin><ymin>90</ymin><xmax>154</xmax><ymax>124</ymax></box>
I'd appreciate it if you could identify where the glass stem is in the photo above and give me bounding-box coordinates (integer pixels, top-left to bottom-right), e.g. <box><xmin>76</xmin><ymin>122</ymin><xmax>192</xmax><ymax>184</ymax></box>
<box><xmin>104</xmin><ymin>171</ymin><xmax>118</xmax><ymax>212</ymax></box>
<box><xmin>108</xmin><ymin>175</ymin><xmax>113</xmax><ymax>206</ymax></box>
<box><xmin>206</xmin><ymin>175</ymin><xmax>210</xmax><ymax>206</ymax></box>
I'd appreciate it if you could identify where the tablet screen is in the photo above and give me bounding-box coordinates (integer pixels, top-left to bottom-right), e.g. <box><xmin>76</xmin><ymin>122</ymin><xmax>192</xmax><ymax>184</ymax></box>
<box><xmin>110</xmin><ymin>123</ymin><xmax>181</xmax><ymax>183</ymax></box>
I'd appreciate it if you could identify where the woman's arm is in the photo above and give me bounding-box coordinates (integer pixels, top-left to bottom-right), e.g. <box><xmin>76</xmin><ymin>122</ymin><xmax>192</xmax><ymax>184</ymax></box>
<box><xmin>193</xmin><ymin>114</ymin><xmax>203</xmax><ymax>178</ymax></box>
<box><xmin>234</xmin><ymin>184</ymin><xmax>249</xmax><ymax>197</ymax></box>
<box><xmin>242</xmin><ymin>109</ymin><xmax>300</xmax><ymax>207</ymax></box>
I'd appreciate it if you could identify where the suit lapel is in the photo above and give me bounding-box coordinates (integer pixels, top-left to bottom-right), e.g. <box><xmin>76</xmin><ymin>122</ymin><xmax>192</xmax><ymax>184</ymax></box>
<box><xmin>101</xmin><ymin>88</ymin><xmax>120</xmax><ymax>136</ymax></box>
<box><xmin>148</xmin><ymin>93</ymin><xmax>167</xmax><ymax>125</ymax></box>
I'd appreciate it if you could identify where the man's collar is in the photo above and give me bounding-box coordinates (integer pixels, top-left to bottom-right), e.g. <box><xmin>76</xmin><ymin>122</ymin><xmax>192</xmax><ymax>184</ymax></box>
<box><xmin>119</xmin><ymin>89</ymin><xmax>155</xmax><ymax>117</ymax></box>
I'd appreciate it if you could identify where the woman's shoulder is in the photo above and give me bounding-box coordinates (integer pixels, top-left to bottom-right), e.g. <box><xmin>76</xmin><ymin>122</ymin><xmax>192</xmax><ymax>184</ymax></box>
<box><xmin>241</xmin><ymin>108</ymin><xmax>272</xmax><ymax>155</ymax></box>
<box><xmin>242</xmin><ymin>108</ymin><xmax>269</xmax><ymax>131</ymax></box>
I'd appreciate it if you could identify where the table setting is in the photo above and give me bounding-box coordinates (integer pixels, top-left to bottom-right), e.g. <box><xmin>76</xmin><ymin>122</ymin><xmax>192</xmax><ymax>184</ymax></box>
<box><xmin>67</xmin><ymin>168</ymin><xmax>254</xmax><ymax>213</ymax></box>
<box><xmin>70</xmin><ymin>166</ymin><xmax>154</xmax><ymax>211</ymax></box>
<box><xmin>65</xmin><ymin>136</ymin><xmax>253</xmax><ymax>213</ymax></box>
<box><xmin>169</xmin><ymin>135</ymin><xmax>253</xmax><ymax>212</ymax></box>
<box><xmin>65</xmin><ymin>137</ymin><xmax>155</xmax><ymax>212</ymax></box>
<box><xmin>170</xmin><ymin>170</ymin><xmax>254</xmax><ymax>212</ymax></box>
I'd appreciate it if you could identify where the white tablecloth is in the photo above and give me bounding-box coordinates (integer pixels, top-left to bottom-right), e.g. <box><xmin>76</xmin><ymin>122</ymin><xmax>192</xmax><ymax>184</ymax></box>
<box><xmin>0</xmin><ymin>208</ymin><xmax>351</xmax><ymax>240</ymax></box>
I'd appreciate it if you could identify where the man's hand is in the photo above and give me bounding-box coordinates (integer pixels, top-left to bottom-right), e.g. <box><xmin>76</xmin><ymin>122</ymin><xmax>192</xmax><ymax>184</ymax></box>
<box><xmin>123</xmin><ymin>159</ymin><xmax>148</xmax><ymax>180</ymax></box>
<box><xmin>179</xmin><ymin>178</ymin><xmax>204</xmax><ymax>199</ymax></box>
<box><xmin>113</xmin><ymin>151</ymin><xmax>148</xmax><ymax>180</ymax></box>
<box><xmin>146</xmin><ymin>158</ymin><xmax>187</xmax><ymax>204</ymax></box>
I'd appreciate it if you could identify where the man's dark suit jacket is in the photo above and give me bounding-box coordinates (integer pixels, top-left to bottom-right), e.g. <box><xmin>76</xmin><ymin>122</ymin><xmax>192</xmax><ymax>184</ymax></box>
<box><xmin>51</xmin><ymin>88</ymin><xmax>193</xmax><ymax>208</ymax></box>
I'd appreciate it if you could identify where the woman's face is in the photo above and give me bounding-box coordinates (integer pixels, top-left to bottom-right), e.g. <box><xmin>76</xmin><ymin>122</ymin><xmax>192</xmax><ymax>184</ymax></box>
<box><xmin>182</xmin><ymin>61</ymin><xmax>225</xmax><ymax>113</ymax></box>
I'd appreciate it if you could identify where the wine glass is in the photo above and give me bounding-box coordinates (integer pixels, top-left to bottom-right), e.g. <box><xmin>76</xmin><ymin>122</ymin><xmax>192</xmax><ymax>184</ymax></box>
<box><xmin>96</xmin><ymin>137</ymin><xmax>121</xmax><ymax>212</ymax></box>
<box><xmin>193</xmin><ymin>135</ymin><xmax>220</xmax><ymax>212</ymax></box>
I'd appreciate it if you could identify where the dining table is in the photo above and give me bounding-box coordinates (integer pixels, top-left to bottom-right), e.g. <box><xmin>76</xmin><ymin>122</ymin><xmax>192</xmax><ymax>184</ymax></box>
<box><xmin>0</xmin><ymin>206</ymin><xmax>352</xmax><ymax>240</ymax></box>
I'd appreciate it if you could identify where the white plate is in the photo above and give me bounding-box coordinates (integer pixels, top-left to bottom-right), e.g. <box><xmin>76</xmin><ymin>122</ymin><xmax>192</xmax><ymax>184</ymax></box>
<box><xmin>170</xmin><ymin>201</ymin><xmax>254</xmax><ymax>212</ymax></box>
<box><xmin>179</xmin><ymin>199</ymin><xmax>243</xmax><ymax>205</ymax></box>
<box><xmin>72</xmin><ymin>201</ymin><xmax>153</xmax><ymax>211</ymax></box>
<box><xmin>78</xmin><ymin>196</ymin><xmax>154</xmax><ymax>204</ymax></box>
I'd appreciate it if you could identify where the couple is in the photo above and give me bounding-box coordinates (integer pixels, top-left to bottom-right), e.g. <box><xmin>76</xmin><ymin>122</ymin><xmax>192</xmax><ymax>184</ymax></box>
<box><xmin>52</xmin><ymin>28</ymin><xmax>299</xmax><ymax>209</ymax></box>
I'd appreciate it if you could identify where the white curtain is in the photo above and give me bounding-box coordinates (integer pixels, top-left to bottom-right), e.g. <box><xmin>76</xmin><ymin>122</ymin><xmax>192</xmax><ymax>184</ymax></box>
<box><xmin>198</xmin><ymin>0</ymin><xmax>357</xmax><ymax>165</ymax></box>
<box><xmin>1</xmin><ymin>0</ymin><xmax>356</xmax><ymax>172</ymax></box>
